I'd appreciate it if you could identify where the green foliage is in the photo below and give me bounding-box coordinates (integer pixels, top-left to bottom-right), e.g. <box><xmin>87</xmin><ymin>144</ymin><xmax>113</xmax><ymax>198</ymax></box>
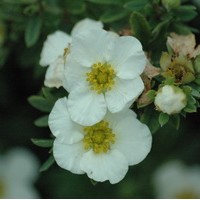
<box><xmin>40</xmin><ymin>154</ymin><xmax>55</xmax><ymax>172</ymax></box>
<box><xmin>100</xmin><ymin>8</ymin><xmax>128</xmax><ymax>23</ymax></box>
<box><xmin>158</xmin><ymin>112</ymin><xmax>169</xmax><ymax>127</ymax></box>
<box><xmin>28</xmin><ymin>95</ymin><xmax>54</xmax><ymax>112</ymax></box>
<box><xmin>124</xmin><ymin>0</ymin><xmax>149</xmax><ymax>11</ymax></box>
<box><xmin>129</xmin><ymin>11</ymin><xmax>151</xmax><ymax>49</ymax></box>
<box><xmin>140</xmin><ymin>106</ymin><xmax>160</xmax><ymax>134</ymax></box>
<box><xmin>31</xmin><ymin>138</ymin><xmax>54</xmax><ymax>148</ymax></box>
<box><xmin>34</xmin><ymin>115</ymin><xmax>49</xmax><ymax>127</ymax></box>
<box><xmin>25</xmin><ymin>16</ymin><xmax>42</xmax><ymax>47</ymax></box>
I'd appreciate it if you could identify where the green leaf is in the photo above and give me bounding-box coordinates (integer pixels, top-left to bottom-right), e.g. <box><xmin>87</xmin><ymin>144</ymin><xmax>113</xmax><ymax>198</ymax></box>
<box><xmin>2</xmin><ymin>0</ymin><xmax>37</xmax><ymax>4</ymax></box>
<box><xmin>34</xmin><ymin>115</ymin><xmax>49</xmax><ymax>127</ymax></box>
<box><xmin>66</xmin><ymin>0</ymin><xmax>86</xmax><ymax>14</ymax></box>
<box><xmin>100</xmin><ymin>8</ymin><xmax>128</xmax><ymax>23</ymax></box>
<box><xmin>40</xmin><ymin>155</ymin><xmax>55</xmax><ymax>172</ymax></box>
<box><xmin>124</xmin><ymin>0</ymin><xmax>149</xmax><ymax>11</ymax></box>
<box><xmin>31</xmin><ymin>138</ymin><xmax>54</xmax><ymax>148</ymax></box>
<box><xmin>129</xmin><ymin>11</ymin><xmax>151</xmax><ymax>49</ymax></box>
<box><xmin>140</xmin><ymin>107</ymin><xmax>160</xmax><ymax>134</ymax></box>
<box><xmin>86</xmin><ymin>0</ymin><xmax>122</xmax><ymax>5</ymax></box>
<box><xmin>172</xmin><ymin>5</ymin><xmax>197</xmax><ymax>22</ymax></box>
<box><xmin>25</xmin><ymin>16</ymin><xmax>42</xmax><ymax>47</ymax></box>
<box><xmin>42</xmin><ymin>87</ymin><xmax>56</xmax><ymax>103</ymax></box>
<box><xmin>28</xmin><ymin>95</ymin><xmax>54</xmax><ymax>112</ymax></box>
<box><xmin>158</xmin><ymin>112</ymin><xmax>169</xmax><ymax>127</ymax></box>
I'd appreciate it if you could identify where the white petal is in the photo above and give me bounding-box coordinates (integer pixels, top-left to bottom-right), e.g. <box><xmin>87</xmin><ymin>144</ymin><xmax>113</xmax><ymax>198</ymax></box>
<box><xmin>68</xmin><ymin>85</ymin><xmax>107</xmax><ymax>126</ymax></box>
<box><xmin>48</xmin><ymin>97</ymin><xmax>84</xmax><ymax>144</ymax></box>
<box><xmin>4</xmin><ymin>148</ymin><xmax>39</xmax><ymax>184</ymax></box>
<box><xmin>71</xmin><ymin>18</ymin><xmax>103</xmax><ymax>36</ymax></box>
<box><xmin>106</xmin><ymin>109</ymin><xmax>152</xmax><ymax>165</ymax></box>
<box><xmin>80</xmin><ymin>149</ymin><xmax>128</xmax><ymax>184</ymax></box>
<box><xmin>70</xmin><ymin>28</ymin><xmax>115</xmax><ymax>67</ymax></box>
<box><xmin>53</xmin><ymin>139</ymin><xmax>85</xmax><ymax>174</ymax></box>
<box><xmin>44</xmin><ymin>57</ymin><xmax>65</xmax><ymax>88</ymax></box>
<box><xmin>39</xmin><ymin>30</ymin><xmax>71</xmax><ymax>66</ymax></box>
<box><xmin>63</xmin><ymin>57</ymin><xmax>90</xmax><ymax>92</ymax></box>
<box><xmin>105</xmin><ymin>77</ymin><xmax>144</xmax><ymax>113</ymax></box>
<box><xmin>5</xmin><ymin>184</ymin><xmax>40</xmax><ymax>199</ymax></box>
<box><xmin>108</xmin><ymin>36</ymin><xmax>146</xmax><ymax>79</ymax></box>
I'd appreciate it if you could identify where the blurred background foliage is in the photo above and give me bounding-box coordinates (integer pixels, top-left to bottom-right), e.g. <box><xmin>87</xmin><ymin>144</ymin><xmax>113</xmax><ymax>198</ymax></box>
<box><xmin>0</xmin><ymin>0</ymin><xmax>200</xmax><ymax>198</ymax></box>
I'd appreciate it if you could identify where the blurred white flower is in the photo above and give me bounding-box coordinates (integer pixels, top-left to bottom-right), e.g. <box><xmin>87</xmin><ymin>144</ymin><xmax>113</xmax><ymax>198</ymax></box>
<box><xmin>49</xmin><ymin>97</ymin><xmax>152</xmax><ymax>184</ymax></box>
<box><xmin>39</xmin><ymin>18</ymin><xmax>103</xmax><ymax>88</ymax></box>
<box><xmin>0</xmin><ymin>148</ymin><xmax>40</xmax><ymax>198</ymax></box>
<box><xmin>154</xmin><ymin>85</ymin><xmax>187</xmax><ymax>115</ymax></box>
<box><xmin>153</xmin><ymin>160</ymin><xmax>200</xmax><ymax>198</ymax></box>
<box><xmin>64</xmin><ymin>28</ymin><xmax>146</xmax><ymax>126</ymax></box>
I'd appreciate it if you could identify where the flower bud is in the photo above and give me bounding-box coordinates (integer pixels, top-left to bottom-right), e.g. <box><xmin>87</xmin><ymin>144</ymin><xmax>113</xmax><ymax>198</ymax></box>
<box><xmin>154</xmin><ymin>85</ymin><xmax>187</xmax><ymax>115</ymax></box>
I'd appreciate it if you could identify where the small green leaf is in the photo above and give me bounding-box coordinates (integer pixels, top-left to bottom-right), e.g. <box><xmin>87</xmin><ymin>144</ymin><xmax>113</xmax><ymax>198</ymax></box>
<box><xmin>124</xmin><ymin>0</ymin><xmax>149</xmax><ymax>11</ymax></box>
<box><xmin>31</xmin><ymin>138</ymin><xmax>54</xmax><ymax>148</ymax></box>
<box><xmin>140</xmin><ymin>107</ymin><xmax>160</xmax><ymax>134</ymax></box>
<box><xmin>129</xmin><ymin>11</ymin><xmax>151</xmax><ymax>49</ymax></box>
<box><xmin>100</xmin><ymin>8</ymin><xmax>128</xmax><ymax>23</ymax></box>
<box><xmin>28</xmin><ymin>95</ymin><xmax>54</xmax><ymax>112</ymax></box>
<box><xmin>172</xmin><ymin>5</ymin><xmax>197</xmax><ymax>22</ymax></box>
<box><xmin>34</xmin><ymin>115</ymin><xmax>49</xmax><ymax>127</ymax></box>
<box><xmin>86</xmin><ymin>0</ymin><xmax>122</xmax><ymax>5</ymax></box>
<box><xmin>42</xmin><ymin>87</ymin><xmax>56</xmax><ymax>103</ymax></box>
<box><xmin>158</xmin><ymin>112</ymin><xmax>169</xmax><ymax>127</ymax></box>
<box><xmin>40</xmin><ymin>155</ymin><xmax>55</xmax><ymax>172</ymax></box>
<box><xmin>66</xmin><ymin>1</ymin><xmax>86</xmax><ymax>14</ymax></box>
<box><xmin>25</xmin><ymin>16</ymin><xmax>42</xmax><ymax>47</ymax></box>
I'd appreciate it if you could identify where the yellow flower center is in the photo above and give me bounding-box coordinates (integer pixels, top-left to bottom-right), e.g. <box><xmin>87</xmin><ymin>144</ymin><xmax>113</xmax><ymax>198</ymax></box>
<box><xmin>86</xmin><ymin>62</ymin><xmax>116</xmax><ymax>94</ymax></box>
<box><xmin>0</xmin><ymin>179</ymin><xmax>5</xmax><ymax>198</ymax></box>
<box><xmin>175</xmin><ymin>191</ymin><xmax>199</xmax><ymax>199</ymax></box>
<box><xmin>83</xmin><ymin>120</ymin><xmax>115</xmax><ymax>154</ymax></box>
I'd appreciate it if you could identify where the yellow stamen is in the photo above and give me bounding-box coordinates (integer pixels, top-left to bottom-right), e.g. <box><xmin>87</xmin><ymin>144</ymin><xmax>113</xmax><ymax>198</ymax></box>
<box><xmin>86</xmin><ymin>62</ymin><xmax>116</xmax><ymax>94</ymax></box>
<box><xmin>83</xmin><ymin>120</ymin><xmax>115</xmax><ymax>154</ymax></box>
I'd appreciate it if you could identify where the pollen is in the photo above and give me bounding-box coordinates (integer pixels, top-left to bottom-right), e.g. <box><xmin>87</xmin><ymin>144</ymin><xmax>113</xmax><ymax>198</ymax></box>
<box><xmin>83</xmin><ymin>120</ymin><xmax>115</xmax><ymax>154</ymax></box>
<box><xmin>86</xmin><ymin>62</ymin><xmax>116</xmax><ymax>94</ymax></box>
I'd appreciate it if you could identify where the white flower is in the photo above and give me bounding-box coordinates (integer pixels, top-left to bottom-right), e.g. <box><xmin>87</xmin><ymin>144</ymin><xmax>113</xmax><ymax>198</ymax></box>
<box><xmin>0</xmin><ymin>148</ymin><xmax>40</xmax><ymax>198</ymax></box>
<box><xmin>39</xmin><ymin>18</ymin><xmax>103</xmax><ymax>88</ymax></box>
<box><xmin>48</xmin><ymin>97</ymin><xmax>152</xmax><ymax>184</ymax></box>
<box><xmin>154</xmin><ymin>85</ymin><xmax>187</xmax><ymax>115</ymax></box>
<box><xmin>153</xmin><ymin>160</ymin><xmax>200</xmax><ymax>198</ymax></box>
<box><xmin>64</xmin><ymin>28</ymin><xmax>146</xmax><ymax>126</ymax></box>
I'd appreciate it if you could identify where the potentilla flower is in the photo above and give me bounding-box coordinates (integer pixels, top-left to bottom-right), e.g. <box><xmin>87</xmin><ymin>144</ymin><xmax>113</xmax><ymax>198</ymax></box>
<box><xmin>39</xmin><ymin>18</ymin><xmax>103</xmax><ymax>88</ymax></box>
<box><xmin>49</xmin><ymin>97</ymin><xmax>152</xmax><ymax>184</ymax></box>
<box><xmin>64</xmin><ymin>28</ymin><xmax>146</xmax><ymax>126</ymax></box>
<box><xmin>0</xmin><ymin>148</ymin><xmax>40</xmax><ymax>198</ymax></box>
<box><xmin>154</xmin><ymin>85</ymin><xmax>187</xmax><ymax>115</ymax></box>
<box><xmin>153</xmin><ymin>160</ymin><xmax>200</xmax><ymax>198</ymax></box>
